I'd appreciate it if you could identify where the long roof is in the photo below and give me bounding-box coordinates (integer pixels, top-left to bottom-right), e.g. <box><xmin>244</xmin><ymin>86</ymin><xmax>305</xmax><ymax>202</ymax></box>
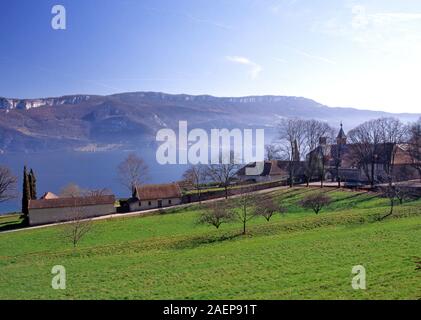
<box><xmin>135</xmin><ymin>183</ymin><xmax>182</xmax><ymax>200</ymax></box>
<box><xmin>29</xmin><ymin>195</ymin><xmax>115</xmax><ymax>210</ymax></box>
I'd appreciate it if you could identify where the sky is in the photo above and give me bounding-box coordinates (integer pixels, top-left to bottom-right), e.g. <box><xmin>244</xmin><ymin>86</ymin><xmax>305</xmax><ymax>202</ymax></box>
<box><xmin>1</xmin><ymin>0</ymin><xmax>421</xmax><ymax>113</ymax></box>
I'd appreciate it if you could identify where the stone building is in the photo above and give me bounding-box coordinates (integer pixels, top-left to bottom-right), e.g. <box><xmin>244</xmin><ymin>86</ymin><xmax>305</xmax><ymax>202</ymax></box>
<box><xmin>28</xmin><ymin>194</ymin><xmax>116</xmax><ymax>226</ymax></box>
<box><xmin>127</xmin><ymin>183</ymin><xmax>182</xmax><ymax>212</ymax></box>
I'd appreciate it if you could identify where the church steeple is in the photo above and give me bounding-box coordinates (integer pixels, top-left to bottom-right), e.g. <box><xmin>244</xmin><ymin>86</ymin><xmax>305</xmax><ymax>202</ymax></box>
<box><xmin>337</xmin><ymin>122</ymin><xmax>347</xmax><ymax>145</ymax></box>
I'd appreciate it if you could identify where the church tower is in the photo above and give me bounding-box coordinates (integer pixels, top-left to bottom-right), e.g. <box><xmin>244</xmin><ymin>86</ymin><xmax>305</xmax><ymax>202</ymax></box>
<box><xmin>336</xmin><ymin>122</ymin><xmax>347</xmax><ymax>145</ymax></box>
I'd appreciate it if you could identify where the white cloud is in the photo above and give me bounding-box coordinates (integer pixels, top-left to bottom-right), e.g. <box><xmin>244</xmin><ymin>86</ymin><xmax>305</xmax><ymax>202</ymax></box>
<box><xmin>226</xmin><ymin>56</ymin><xmax>263</xmax><ymax>79</ymax></box>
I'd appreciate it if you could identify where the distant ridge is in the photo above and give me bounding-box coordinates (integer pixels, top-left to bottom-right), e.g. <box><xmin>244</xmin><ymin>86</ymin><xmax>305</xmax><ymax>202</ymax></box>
<box><xmin>0</xmin><ymin>91</ymin><xmax>419</xmax><ymax>153</ymax></box>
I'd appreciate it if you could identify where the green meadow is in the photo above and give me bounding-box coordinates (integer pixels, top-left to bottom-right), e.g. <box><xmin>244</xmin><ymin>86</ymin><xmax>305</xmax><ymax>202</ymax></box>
<box><xmin>0</xmin><ymin>188</ymin><xmax>420</xmax><ymax>300</ymax></box>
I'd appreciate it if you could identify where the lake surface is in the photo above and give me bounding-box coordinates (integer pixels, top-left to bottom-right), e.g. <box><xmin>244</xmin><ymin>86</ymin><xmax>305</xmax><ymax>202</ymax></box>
<box><xmin>0</xmin><ymin>149</ymin><xmax>187</xmax><ymax>214</ymax></box>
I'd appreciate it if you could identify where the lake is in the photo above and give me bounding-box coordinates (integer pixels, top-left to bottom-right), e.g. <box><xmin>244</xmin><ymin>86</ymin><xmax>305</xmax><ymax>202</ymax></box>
<box><xmin>0</xmin><ymin>148</ymin><xmax>187</xmax><ymax>214</ymax></box>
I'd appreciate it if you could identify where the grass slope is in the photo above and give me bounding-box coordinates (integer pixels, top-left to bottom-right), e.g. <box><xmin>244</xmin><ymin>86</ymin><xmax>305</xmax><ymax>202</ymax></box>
<box><xmin>0</xmin><ymin>188</ymin><xmax>420</xmax><ymax>300</ymax></box>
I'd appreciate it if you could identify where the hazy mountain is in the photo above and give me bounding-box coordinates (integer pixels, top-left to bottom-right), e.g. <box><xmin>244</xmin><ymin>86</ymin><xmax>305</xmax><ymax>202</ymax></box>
<box><xmin>0</xmin><ymin>91</ymin><xmax>419</xmax><ymax>153</ymax></box>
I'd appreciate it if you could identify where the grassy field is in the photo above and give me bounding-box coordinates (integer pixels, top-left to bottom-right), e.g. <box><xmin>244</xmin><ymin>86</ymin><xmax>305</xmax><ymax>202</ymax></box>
<box><xmin>0</xmin><ymin>188</ymin><xmax>420</xmax><ymax>300</ymax></box>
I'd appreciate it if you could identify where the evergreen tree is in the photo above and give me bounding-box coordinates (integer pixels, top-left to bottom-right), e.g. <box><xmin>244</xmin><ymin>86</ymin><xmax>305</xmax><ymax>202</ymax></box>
<box><xmin>29</xmin><ymin>169</ymin><xmax>37</xmax><ymax>199</ymax></box>
<box><xmin>21</xmin><ymin>166</ymin><xmax>30</xmax><ymax>216</ymax></box>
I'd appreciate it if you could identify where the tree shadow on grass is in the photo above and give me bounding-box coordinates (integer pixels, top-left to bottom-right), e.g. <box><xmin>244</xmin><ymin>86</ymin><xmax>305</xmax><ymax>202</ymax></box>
<box><xmin>0</xmin><ymin>220</ymin><xmax>26</xmax><ymax>232</ymax></box>
<box><xmin>278</xmin><ymin>188</ymin><xmax>314</xmax><ymax>201</ymax></box>
<box><xmin>330</xmin><ymin>192</ymin><xmax>370</xmax><ymax>204</ymax></box>
<box><xmin>171</xmin><ymin>232</ymin><xmax>243</xmax><ymax>250</ymax></box>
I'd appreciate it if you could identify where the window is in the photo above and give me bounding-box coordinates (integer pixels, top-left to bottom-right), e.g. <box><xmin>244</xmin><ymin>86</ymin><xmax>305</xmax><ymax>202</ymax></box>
<box><xmin>148</xmin><ymin>201</ymin><xmax>151</xmax><ymax>206</ymax></box>
<box><xmin>139</xmin><ymin>201</ymin><xmax>141</xmax><ymax>206</ymax></box>
<box><xmin>168</xmin><ymin>199</ymin><xmax>172</xmax><ymax>205</ymax></box>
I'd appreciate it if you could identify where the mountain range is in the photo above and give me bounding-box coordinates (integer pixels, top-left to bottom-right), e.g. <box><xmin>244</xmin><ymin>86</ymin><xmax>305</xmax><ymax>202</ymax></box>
<box><xmin>0</xmin><ymin>91</ymin><xmax>419</xmax><ymax>153</ymax></box>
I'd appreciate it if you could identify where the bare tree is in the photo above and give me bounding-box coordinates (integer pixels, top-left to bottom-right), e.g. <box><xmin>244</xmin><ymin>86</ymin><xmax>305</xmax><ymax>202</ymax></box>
<box><xmin>60</xmin><ymin>183</ymin><xmax>84</xmax><ymax>197</ymax></box>
<box><xmin>299</xmin><ymin>192</ymin><xmax>332</xmax><ymax>214</ymax></box>
<box><xmin>277</xmin><ymin>118</ymin><xmax>306</xmax><ymax>187</ymax></box>
<box><xmin>254</xmin><ymin>195</ymin><xmax>287</xmax><ymax>222</ymax></box>
<box><xmin>394</xmin><ymin>185</ymin><xmax>414</xmax><ymax>205</ymax></box>
<box><xmin>348</xmin><ymin>118</ymin><xmax>408</xmax><ymax>187</ymax></box>
<box><xmin>377</xmin><ymin>118</ymin><xmax>408</xmax><ymax>184</ymax></box>
<box><xmin>85</xmin><ymin>188</ymin><xmax>113</xmax><ymax>197</ymax></box>
<box><xmin>118</xmin><ymin>153</ymin><xmax>149</xmax><ymax>194</ymax></box>
<box><xmin>265</xmin><ymin>144</ymin><xmax>281</xmax><ymax>161</ymax></box>
<box><xmin>379</xmin><ymin>185</ymin><xmax>399</xmax><ymax>220</ymax></box>
<box><xmin>198</xmin><ymin>200</ymin><xmax>234</xmax><ymax>229</ymax></box>
<box><xmin>379</xmin><ymin>184</ymin><xmax>415</xmax><ymax>216</ymax></box>
<box><xmin>409</xmin><ymin>118</ymin><xmax>421</xmax><ymax>181</ymax></box>
<box><xmin>0</xmin><ymin>166</ymin><xmax>17</xmax><ymax>203</ymax></box>
<box><xmin>318</xmin><ymin>140</ymin><xmax>335</xmax><ymax>188</ymax></box>
<box><xmin>205</xmin><ymin>152</ymin><xmax>240</xmax><ymax>199</ymax></box>
<box><xmin>182</xmin><ymin>165</ymin><xmax>206</xmax><ymax>203</ymax></box>
<box><xmin>62</xmin><ymin>199</ymin><xmax>93</xmax><ymax>248</ymax></box>
<box><xmin>232</xmin><ymin>190</ymin><xmax>258</xmax><ymax>235</ymax></box>
<box><xmin>303</xmin><ymin>120</ymin><xmax>335</xmax><ymax>188</ymax></box>
<box><xmin>348</xmin><ymin>119</ymin><xmax>383</xmax><ymax>187</ymax></box>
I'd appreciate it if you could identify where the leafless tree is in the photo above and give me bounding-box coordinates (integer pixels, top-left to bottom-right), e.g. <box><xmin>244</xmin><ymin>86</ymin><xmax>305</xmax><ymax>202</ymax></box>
<box><xmin>394</xmin><ymin>185</ymin><xmax>414</xmax><ymax>205</ymax></box>
<box><xmin>408</xmin><ymin>118</ymin><xmax>421</xmax><ymax>181</ymax></box>
<box><xmin>377</xmin><ymin>118</ymin><xmax>409</xmax><ymax>184</ymax></box>
<box><xmin>182</xmin><ymin>165</ymin><xmax>206</xmax><ymax>203</ymax></box>
<box><xmin>60</xmin><ymin>184</ymin><xmax>112</xmax><ymax>199</ymax></box>
<box><xmin>265</xmin><ymin>144</ymin><xmax>281</xmax><ymax>161</ymax></box>
<box><xmin>62</xmin><ymin>199</ymin><xmax>93</xmax><ymax>248</ymax></box>
<box><xmin>60</xmin><ymin>183</ymin><xmax>84</xmax><ymax>197</ymax></box>
<box><xmin>318</xmin><ymin>143</ymin><xmax>332</xmax><ymax>188</ymax></box>
<box><xmin>303</xmin><ymin>120</ymin><xmax>335</xmax><ymax>188</ymax></box>
<box><xmin>85</xmin><ymin>188</ymin><xmax>113</xmax><ymax>197</ymax></box>
<box><xmin>299</xmin><ymin>192</ymin><xmax>332</xmax><ymax>214</ymax></box>
<box><xmin>348</xmin><ymin>118</ymin><xmax>408</xmax><ymax>187</ymax></box>
<box><xmin>0</xmin><ymin>166</ymin><xmax>17</xmax><ymax>203</ymax></box>
<box><xmin>254</xmin><ymin>195</ymin><xmax>287</xmax><ymax>221</ymax></box>
<box><xmin>231</xmin><ymin>190</ymin><xmax>258</xmax><ymax>235</ymax></box>
<box><xmin>379</xmin><ymin>185</ymin><xmax>400</xmax><ymax>220</ymax></box>
<box><xmin>198</xmin><ymin>200</ymin><xmax>234</xmax><ymax>229</ymax></box>
<box><xmin>379</xmin><ymin>183</ymin><xmax>416</xmax><ymax>211</ymax></box>
<box><xmin>205</xmin><ymin>152</ymin><xmax>240</xmax><ymax>199</ymax></box>
<box><xmin>348</xmin><ymin>119</ymin><xmax>383</xmax><ymax>187</ymax></box>
<box><xmin>118</xmin><ymin>153</ymin><xmax>149</xmax><ymax>194</ymax></box>
<box><xmin>277</xmin><ymin>118</ymin><xmax>306</xmax><ymax>187</ymax></box>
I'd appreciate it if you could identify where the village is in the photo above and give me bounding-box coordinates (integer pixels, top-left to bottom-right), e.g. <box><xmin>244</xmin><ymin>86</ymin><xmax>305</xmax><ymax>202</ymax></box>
<box><xmin>1</xmin><ymin>118</ymin><xmax>418</xmax><ymax>228</ymax></box>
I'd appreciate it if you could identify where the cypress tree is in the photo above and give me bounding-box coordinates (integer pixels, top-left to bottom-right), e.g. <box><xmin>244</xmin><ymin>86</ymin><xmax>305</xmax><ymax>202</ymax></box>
<box><xmin>28</xmin><ymin>171</ymin><xmax>32</xmax><ymax>199</ymax></box>
<box><xmin>29</xmin><ymin>169</ymin><xmax>37</xmax><ymax>199</ymax></box>
<box><xmin>21</xmin><ymin>166</ymin><xmax>30</xmax><ymax>216</ymax></box>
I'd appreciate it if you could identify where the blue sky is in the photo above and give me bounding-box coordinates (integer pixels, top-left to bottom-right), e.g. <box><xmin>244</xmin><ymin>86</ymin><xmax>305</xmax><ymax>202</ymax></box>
<box><xmin>1</xmin><ymin>0</ymin><xmax>421</xmax><ymax>113</ymax></box>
